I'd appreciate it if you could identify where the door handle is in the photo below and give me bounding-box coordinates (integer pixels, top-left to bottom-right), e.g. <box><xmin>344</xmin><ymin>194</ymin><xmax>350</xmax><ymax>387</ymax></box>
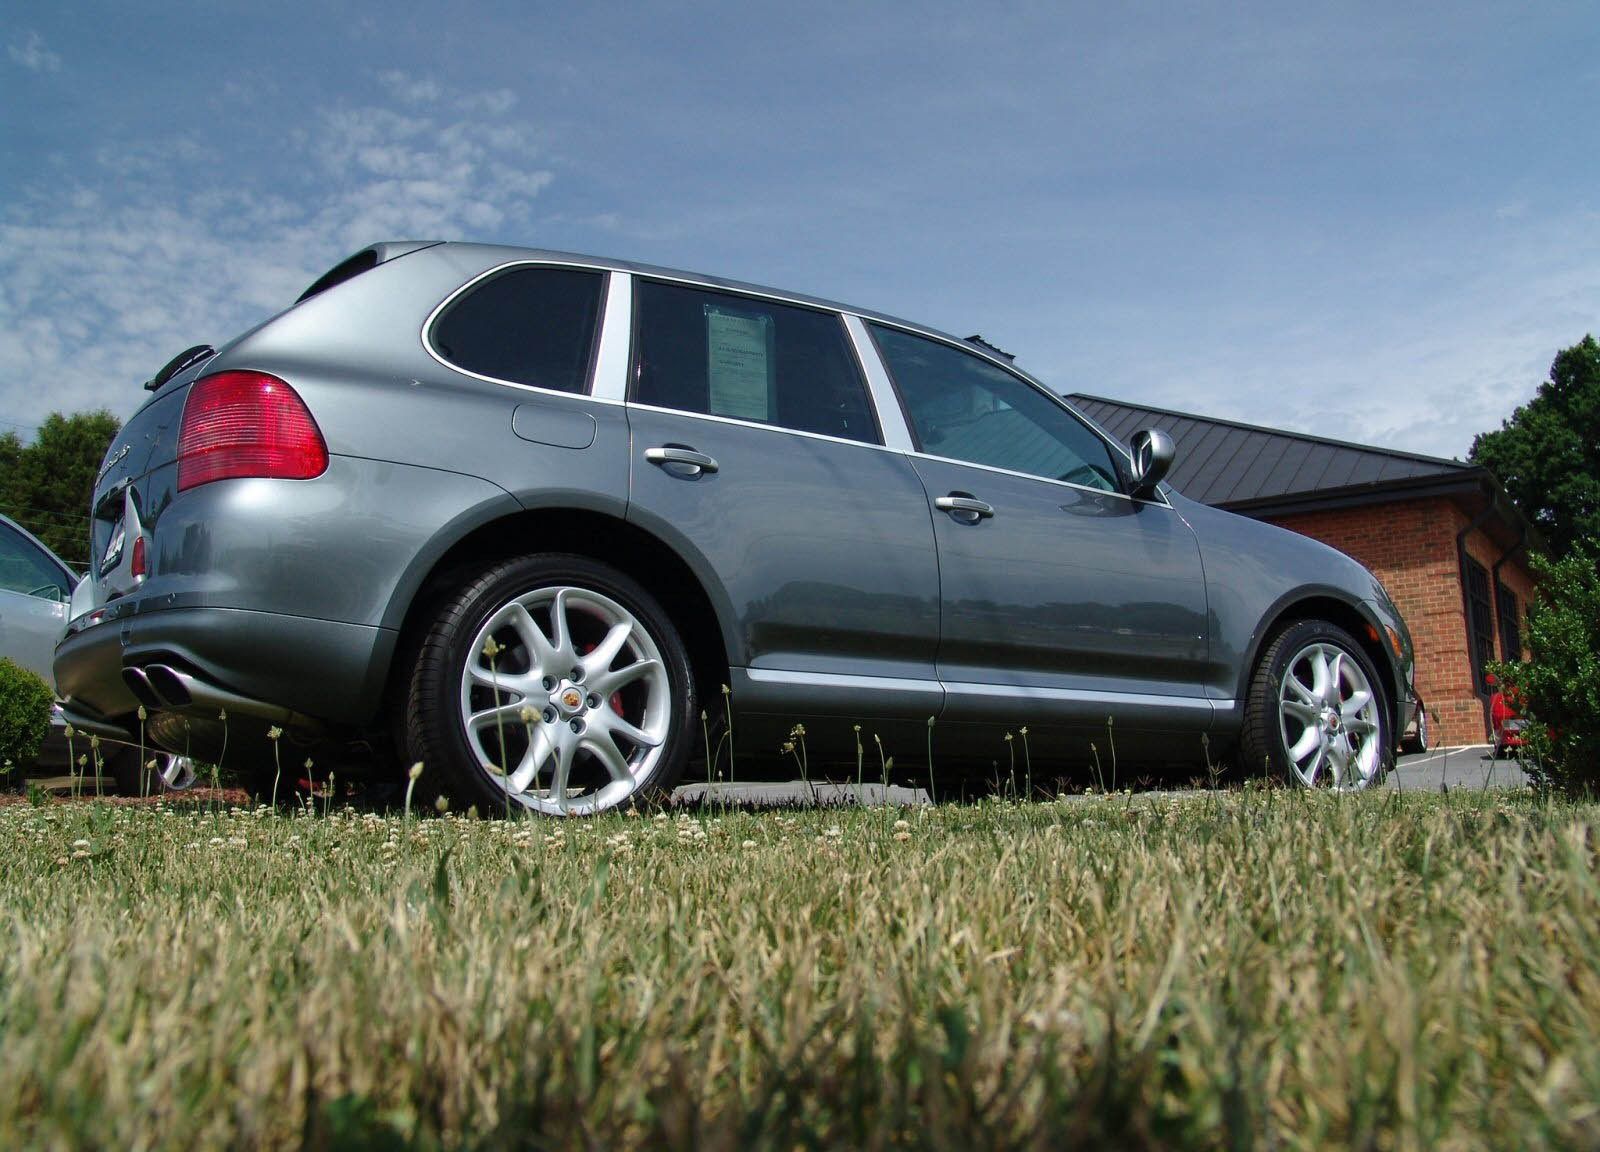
<box><xmin>935</xmin><ymin>494</ymin><xmax>994</xmax><ymax>521</ymax></box>
<box><xmin>645</xmin><ymin>446</ymin><xmax>719</xmax><ymax>476</ymax></box>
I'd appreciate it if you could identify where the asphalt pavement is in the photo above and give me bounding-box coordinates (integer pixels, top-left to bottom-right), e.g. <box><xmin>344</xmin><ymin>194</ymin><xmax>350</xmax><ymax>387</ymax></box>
<box><xmin>1387</xmin><ymin>744</ymin><xmax>1528</xmax><ymax>792</ymax></box>
<box><xmin>670</xmin><ymin>745</ymin><xmax>1529</xmax><ymax>808</ymax></box>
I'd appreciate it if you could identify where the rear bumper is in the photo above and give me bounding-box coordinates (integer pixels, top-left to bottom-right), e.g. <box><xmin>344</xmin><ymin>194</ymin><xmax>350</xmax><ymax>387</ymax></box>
<box><xmin>54</xmin><ymin>605</ymin><xmax>396</xmax><ymax>730</ymax></box>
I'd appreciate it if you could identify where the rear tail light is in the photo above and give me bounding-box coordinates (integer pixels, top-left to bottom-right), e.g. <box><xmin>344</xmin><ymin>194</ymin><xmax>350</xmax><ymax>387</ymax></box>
<box><xmin>176</xmin><ymin>371</ymin><xmax>328</xmax><ymax>491</ymax></box>
<box><xmin>130</xmin><ymin>534</ymin><xmax>146</xmax><ymax>579</ymax></box>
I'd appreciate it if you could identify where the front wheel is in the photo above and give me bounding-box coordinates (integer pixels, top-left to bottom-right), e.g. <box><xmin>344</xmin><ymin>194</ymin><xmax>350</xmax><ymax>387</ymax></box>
<box><xmin>1240</xmin><ymin>619</ymin><xmax>1390</xmax><ymax>790</ymax></box>
<box><xmin>403</xmin><ymin>554</ymin><xmax>696</xmax><ymax>816</ymax></box>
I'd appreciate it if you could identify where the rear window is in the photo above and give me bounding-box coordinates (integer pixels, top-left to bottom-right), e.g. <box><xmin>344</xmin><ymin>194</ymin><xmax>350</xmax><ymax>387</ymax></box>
<box><xmin>430</xmin><ymin>266</ymin><xmax>605</xmax><ymax>394</ymax></box>
<box><xmin>630</xmin><ymin>279</ymin><xmax>879</xmax><ymax>443</ymax></box>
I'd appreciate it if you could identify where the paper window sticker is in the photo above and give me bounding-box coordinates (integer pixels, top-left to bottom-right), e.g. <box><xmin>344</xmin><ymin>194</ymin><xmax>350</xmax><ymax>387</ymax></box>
<box><xmin>705</xmin><ymin>305</ymin><xmax>773</xmax><ymax>422</ymax></box>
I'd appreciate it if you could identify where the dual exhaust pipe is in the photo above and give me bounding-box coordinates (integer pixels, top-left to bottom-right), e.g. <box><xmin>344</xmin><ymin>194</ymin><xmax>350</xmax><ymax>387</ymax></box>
<box><xmin>122</xmin><ymin>663</ymin><xmax>294</xmax><ymax>724</ymax></box>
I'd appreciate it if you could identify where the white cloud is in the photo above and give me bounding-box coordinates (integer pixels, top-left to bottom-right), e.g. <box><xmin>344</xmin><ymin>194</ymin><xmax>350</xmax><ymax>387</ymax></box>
<box><xmin>0</xmin><ymin>78</ymin><xmax>554</xmax><ymax>430</ymax></box>
<box><xmin>7</xmin><ymin>31</ymin><xmax>60</xmax><ymax>73</ymax></box>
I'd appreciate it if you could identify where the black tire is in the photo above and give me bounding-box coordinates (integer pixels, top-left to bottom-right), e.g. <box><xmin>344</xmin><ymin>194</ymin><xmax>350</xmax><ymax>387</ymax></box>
<box><xmin>1400</xmin><ymin>700</ymin><xmax>1429</xmax><ymax>755</ymax></box>
<box><xmin>1240</xmin><ymin>619</ymin><xmax>1391</xmax><ymax>789</ymax></box>
<box><xmin>403</xmin><ymin>554</ymin><xmax>696</xmax><ymax>817</ymax></box>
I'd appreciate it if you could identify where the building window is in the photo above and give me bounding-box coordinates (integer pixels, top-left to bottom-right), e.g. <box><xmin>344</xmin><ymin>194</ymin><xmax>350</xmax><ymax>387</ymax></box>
<box><xmin>1496</xmin><ymin>580</ymin><xmax>1521</xmax><ymax>659</ymax></box>
<box><xmin>1465</xmin><ymin>558</ymin><xmax>1496</xmax><ymax>689</ymax></box>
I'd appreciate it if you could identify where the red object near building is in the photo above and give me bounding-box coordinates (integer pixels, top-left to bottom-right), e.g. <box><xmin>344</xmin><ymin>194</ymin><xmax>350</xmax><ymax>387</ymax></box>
<box><xmin>1485</xmin><ymin>674</ymin><xmax>1526</xmax><ymax>758</ymax></box>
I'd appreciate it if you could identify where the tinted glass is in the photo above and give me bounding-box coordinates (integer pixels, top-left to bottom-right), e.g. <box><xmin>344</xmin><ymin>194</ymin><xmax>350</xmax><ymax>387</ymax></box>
<box><xmin>871</xmin><ymin>324</ymin><xmax>1121</xmax><ymax>491</ymax></box>
<box><xmin>0</xmin><ymin>523</ymin><xmax>70</xmax><ymax>599</ymax></box>
<box><xmin>432</xmin><ymin>266</ymin><xmax>604</xmax><ymax>393</ymax></box>
<box><xmin>632</xmin><ymin>280</ymin><xmax>879</xmax><ymax>444</ymax></box>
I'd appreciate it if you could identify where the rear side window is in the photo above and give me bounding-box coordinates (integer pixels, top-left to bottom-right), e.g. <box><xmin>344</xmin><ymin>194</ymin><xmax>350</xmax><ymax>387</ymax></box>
<box><xmin>631</xmin><ymin>280</ymin><xmax>879</xmax><ymax>444</ymax></box>
<box><xmin>431</xmin><ymin>266</ymin><xmax>604</xmax><ymax>393</ymax></box>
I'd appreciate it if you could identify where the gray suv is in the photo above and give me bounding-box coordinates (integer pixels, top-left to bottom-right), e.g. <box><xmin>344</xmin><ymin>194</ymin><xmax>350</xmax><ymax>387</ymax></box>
<box><xmin>54</xmin><ymin>243</ymin><xmax>1415</xmax><ymax>813</ymax></box>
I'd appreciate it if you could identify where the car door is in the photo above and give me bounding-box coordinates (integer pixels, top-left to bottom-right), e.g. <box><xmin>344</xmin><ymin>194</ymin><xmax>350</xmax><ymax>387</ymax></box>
<box><xmin>0</xmin><ymin>519</ymin><xmax>75</xmax><ymax>687</ymax></box>
<box><xmin>623</xmin><ymin>278</ymin><xmax>942</xmax><ymax>730</ymax></box>
<box><xmin>866</xmin><ymin>322</ymin><xmax>1214</xmax><ymax>746</ymax></box>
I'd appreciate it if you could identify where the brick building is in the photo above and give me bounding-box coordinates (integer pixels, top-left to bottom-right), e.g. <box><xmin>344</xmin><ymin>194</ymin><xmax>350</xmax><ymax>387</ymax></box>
<box><xmin>1072</xmin><ymin>395</ymin><xmax>1537</xmax><ymax>749</ymax></box>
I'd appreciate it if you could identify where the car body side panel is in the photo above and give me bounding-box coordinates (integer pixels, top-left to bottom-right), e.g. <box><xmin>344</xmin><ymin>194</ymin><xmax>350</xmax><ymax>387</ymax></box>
<box><xmin>58</xmin><ymin>457</ymin><xmax>520</xmax><ymax>726</ymax></box>
<box><xmin>0</xmin><ymin>588</ymin><xmax>69</xmax><ymax>686</ymax></box>
<box><xmin>911</xmin><ymin>459</ymin><xmax>1211</xmax><ymax>710</ymax></box>
<box><xmin>624</xmin><ymin>408</ymin><xmax>943</xmax><ymax>691</ymax></box>
<box><xmin>1171</xmin><ymin>490</ymin><xmax>1412</xmax><ymax>735</ymax></box>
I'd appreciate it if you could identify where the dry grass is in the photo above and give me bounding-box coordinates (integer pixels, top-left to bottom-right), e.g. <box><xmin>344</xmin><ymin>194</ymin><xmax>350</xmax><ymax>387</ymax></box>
<box><xmin>0</xmin><ymin>788</ymin><xmax>1597</xmax><ymax>1150</ymax></box>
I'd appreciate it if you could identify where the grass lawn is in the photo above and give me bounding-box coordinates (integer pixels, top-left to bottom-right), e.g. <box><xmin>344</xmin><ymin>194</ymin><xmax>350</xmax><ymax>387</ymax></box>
<box><xmin>1</xmin><ymin>788</ymin><xmax>1596</xmax><ymax>1150</ymax></box>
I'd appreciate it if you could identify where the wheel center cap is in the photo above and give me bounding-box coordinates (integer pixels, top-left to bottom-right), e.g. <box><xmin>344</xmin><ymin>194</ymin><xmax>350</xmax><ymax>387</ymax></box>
<box><xmin>555</xmin><ymin>684</ymin><xmax>586</xmax><ymax>717</ymax></box>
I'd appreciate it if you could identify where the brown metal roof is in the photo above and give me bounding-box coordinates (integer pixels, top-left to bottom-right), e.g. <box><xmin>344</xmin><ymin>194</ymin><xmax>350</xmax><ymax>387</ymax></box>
<box><xmin>1068</xmin><ymin>393</ymin><xmax>1473</xmax><ymax>508</ymax></box>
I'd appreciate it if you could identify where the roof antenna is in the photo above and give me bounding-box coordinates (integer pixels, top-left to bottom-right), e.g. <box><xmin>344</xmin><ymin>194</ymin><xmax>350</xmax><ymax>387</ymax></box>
<box><xmin>965</xmin><ymin>334</ymin><xmax>1015</xmax><ymax>362</ymax></box>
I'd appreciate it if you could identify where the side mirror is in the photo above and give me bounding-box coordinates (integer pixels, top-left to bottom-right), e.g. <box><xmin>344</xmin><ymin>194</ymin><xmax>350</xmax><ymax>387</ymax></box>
<box><xmin>1128</xmin><ymin>428</ymin><xmax>1175</xmax><ymax>497</ymax></box>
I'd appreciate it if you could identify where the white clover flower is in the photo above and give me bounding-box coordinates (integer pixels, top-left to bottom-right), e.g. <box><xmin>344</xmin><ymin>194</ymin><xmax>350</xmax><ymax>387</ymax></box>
<box><xmin>741</xmin><ymin>839</ymin><xmax>757</xmax><ymax>850</ymax></box>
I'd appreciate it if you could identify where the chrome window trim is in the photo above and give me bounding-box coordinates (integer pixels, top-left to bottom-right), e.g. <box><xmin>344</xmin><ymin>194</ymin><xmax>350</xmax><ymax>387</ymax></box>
<box><xmin>843</xmin><ymin>314</ymin><xmax>915</xmax><ymax>452</ymax></box>
<box><xmin>420</xmin><ymin>259</ymin><xmax>624</xmax><ymax>405</ymax></box>
<box><xmin>864</xmin><ymin>317</ymin><xmax>1171</xmax><ymax>507</ymax></box>
<box><xmin>591</xmin><ymin>271</ymin><xmax>632</xmax><ymax>402</ymax></box>
<box><xmin>625</xmin><ymin>402</ymin><xmax>900</xmax><ymax>454</ymax></box>
<box><xmin>908</xmin><ymin>450</ymin><xmax>1171</xmax><ymax>505</ymax></box>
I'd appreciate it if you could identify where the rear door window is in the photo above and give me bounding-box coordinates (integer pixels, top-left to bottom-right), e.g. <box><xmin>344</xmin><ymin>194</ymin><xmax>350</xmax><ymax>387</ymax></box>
<box><xmin>631</xmin><ymin>280</ymin><xmax>880</xmax><ymax>444</ymax></box>
<box><xmin>431</xmin><ymin>266</ymin><xmax>604</xmax><ymax>393</ymax></box>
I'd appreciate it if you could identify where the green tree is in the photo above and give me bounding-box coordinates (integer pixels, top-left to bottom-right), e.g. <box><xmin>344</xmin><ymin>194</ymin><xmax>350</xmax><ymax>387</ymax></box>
<box><xmin>1492</xmin><ymin>544</ymin><xmax>1600</xmax><ymax>794</ymax></box>
<box><xmin>1469</xmin><ymin>335</ymin><xmax>1600</xmax><ymax>557</ymax></box>
<box><xmin>0</xmin><ymin>410</ymin><xmax>122</xmax><ymax>567</ymax></box>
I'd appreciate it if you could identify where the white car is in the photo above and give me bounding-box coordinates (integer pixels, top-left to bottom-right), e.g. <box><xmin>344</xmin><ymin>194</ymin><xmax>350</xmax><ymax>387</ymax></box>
<box><xmin>2</xmin><ymin>512</ymin><xmax>194</xmax><ymax>792</ymax></box>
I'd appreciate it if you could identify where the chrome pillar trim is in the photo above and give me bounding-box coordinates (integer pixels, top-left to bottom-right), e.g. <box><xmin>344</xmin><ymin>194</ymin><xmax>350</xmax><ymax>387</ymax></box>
<box><xmin>843</xmin><ymin>314</ymin><xmax>915</xmax><ymax>453</ymax></box>
<box><xmin>590</xmin><ymin>271</ymin><xmax>633</xmax><ymax>403</ymax></box>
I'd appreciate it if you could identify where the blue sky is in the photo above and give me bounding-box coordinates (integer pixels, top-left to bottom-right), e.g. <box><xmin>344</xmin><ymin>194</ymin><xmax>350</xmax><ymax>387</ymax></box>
<box><xmin>3</xmin><ymin>1</ymin><xmax>1596</xmax><ymax>459</ymax></box>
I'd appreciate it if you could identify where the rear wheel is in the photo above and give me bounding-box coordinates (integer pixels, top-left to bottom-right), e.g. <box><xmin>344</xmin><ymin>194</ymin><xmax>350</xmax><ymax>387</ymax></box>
<box><xmin>1240</xmin><ymin>619</ymin><xmax>1389</xmax><ymax>790</ymax></box>
<box><xmin>404</xmin><ymin>555</ymin><xmax>695</xmax><ymax>816</ymax></box>
<box><xmin>109</xmin><ymin>748</ymin><xmax>198</xmax><ymax>797</ymax></box>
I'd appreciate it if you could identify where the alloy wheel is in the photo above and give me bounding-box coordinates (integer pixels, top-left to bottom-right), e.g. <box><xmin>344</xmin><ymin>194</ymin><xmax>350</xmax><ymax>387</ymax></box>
<box><xmin>1276</xmin><ymin>641</ymin><xmax>1382</xmax><ymax>790</ymax></box>
<box><xmin>458</xmin><ymin>585</ymin><xmax>671</xmax><ymax>815</ymax></box>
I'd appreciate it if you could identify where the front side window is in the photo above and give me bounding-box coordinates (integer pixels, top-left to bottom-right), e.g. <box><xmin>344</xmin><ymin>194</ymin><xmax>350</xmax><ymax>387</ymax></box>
<box><xmin>431</xmin><ymin>266</ymin><xmax>604</xmax><ymax>393</ymax></box>
<box><xmin>631</xmin><ymin>280</ymin><xmax>879</xmax><ymax>444</ymax></box>
<box><xmin>0</xmin><ymin>523</ymin><xmax>70</xmax><ymax>600</ymax></box>
<box><xmin>870</xmin><ymin>324</ymin><xmax>1121</xmax><ymax>491</ymax></box>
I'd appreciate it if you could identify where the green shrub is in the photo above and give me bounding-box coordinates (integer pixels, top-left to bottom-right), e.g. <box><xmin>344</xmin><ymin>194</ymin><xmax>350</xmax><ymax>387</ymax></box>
<box><xmin>0</xmin><ymin>657</ymin><xmax>54</xmax><ymax>783</ymax></box>
<box><xmin>1491</xmin><ymin>544</ymin><xmax>1600</xmax><ymax>796</ymax></box>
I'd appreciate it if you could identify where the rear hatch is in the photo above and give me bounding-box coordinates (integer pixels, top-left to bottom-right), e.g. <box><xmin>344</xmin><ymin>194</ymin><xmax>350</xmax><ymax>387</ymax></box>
<box><xmin>84</xmin><ymin>367</ymin><xmax>199</xmax><ymax>611</ymax></box>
